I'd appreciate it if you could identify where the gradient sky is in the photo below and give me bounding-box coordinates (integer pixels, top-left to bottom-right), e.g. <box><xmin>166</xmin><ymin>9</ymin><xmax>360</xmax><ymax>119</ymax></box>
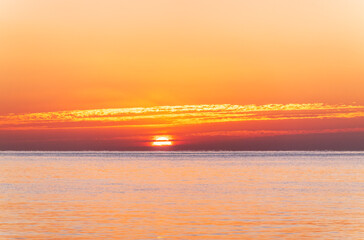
<box><xmin>1</xmin><ymin>0</ymin><xmax>364</xmax><ymax>150</ymax></box>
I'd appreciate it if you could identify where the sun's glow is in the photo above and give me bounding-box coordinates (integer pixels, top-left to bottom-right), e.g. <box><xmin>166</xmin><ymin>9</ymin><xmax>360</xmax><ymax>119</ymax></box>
<box><xmin>152</xmin><ymin>136</ymin><xmax>172</xmax><ymax>146</ymax></box>
<box><xmin>156</xmin><ymin>137</ymin><xmax>169</xmax><ymax>141</ymax></box>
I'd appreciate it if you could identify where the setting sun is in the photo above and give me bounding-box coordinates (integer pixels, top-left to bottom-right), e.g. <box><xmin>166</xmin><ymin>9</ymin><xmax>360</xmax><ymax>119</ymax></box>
<box><xmin>152</xmin><ymin>136</ymin><xmax>172</xmax><ymax>146</ymax></box>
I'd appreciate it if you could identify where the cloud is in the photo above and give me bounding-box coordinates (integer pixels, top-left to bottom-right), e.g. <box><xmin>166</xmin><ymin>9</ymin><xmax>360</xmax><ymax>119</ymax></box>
<box><xmin>1</xmin><ymin>103</ymin><xmax>363</xmax><ymax>130</ymax></box>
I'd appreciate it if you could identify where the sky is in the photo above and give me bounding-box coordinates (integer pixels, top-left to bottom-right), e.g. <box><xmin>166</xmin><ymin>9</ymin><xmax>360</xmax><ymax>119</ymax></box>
<box><xmin>1</xmin><ymin>0</ymin><xmax>364</xmax><ymax>150</ymax></box>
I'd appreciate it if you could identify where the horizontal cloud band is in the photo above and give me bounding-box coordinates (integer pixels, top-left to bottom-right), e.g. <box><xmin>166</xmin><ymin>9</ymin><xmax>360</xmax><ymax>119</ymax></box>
<box><xmin>1</xmin><ymin>103</ymin><xmax>364</xmax><ymax>130</ymax></box>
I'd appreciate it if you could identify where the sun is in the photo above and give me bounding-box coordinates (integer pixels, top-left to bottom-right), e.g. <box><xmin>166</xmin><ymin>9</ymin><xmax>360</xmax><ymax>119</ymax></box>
<box><xmin>152</xmin><ymin>136</ymin><xmax>172</xmax><ymax>146</ymax></box>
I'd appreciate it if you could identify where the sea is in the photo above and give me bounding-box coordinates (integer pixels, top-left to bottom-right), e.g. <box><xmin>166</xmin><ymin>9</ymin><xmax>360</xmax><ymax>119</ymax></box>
<box><xmin>0</xmin><ymin>151</ymin><xmax>363</xmax><ymax>239</ymax></box>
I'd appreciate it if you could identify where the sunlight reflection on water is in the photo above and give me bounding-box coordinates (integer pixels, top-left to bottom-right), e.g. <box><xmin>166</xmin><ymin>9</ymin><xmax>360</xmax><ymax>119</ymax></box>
<box><xmin>0</xmin><ymin>151</ymin><xmax>363</xmax><ymax>239</ymax></box>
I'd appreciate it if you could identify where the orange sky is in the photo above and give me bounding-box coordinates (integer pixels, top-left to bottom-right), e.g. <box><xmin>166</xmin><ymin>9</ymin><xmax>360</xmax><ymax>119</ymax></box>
<box><xmin>1</xmin><ymin>1</ymin><xmax>364</xmax><ymax>150</ymax></box>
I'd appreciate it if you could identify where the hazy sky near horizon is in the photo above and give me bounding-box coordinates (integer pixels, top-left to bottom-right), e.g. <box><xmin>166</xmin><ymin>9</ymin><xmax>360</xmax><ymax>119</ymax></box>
<box><xmin>1</xmin><ymin>0</ymin><xmax>364</xmax><ymax>150</ymax></box>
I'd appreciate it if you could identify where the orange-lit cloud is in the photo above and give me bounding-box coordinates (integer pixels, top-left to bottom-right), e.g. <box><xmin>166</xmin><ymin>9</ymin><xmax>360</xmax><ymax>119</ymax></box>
<box><xmin>1</xmin><ymin>103</ymin><xmax>363</xmax><ymax>130</ymax></box>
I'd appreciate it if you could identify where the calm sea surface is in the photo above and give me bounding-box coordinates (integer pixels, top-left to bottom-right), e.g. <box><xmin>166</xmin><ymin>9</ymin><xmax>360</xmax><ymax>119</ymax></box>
<box><xmin>0</xmin><ymin>151</ymin><xmax>363</xmax><ymax>239</ymax></box>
